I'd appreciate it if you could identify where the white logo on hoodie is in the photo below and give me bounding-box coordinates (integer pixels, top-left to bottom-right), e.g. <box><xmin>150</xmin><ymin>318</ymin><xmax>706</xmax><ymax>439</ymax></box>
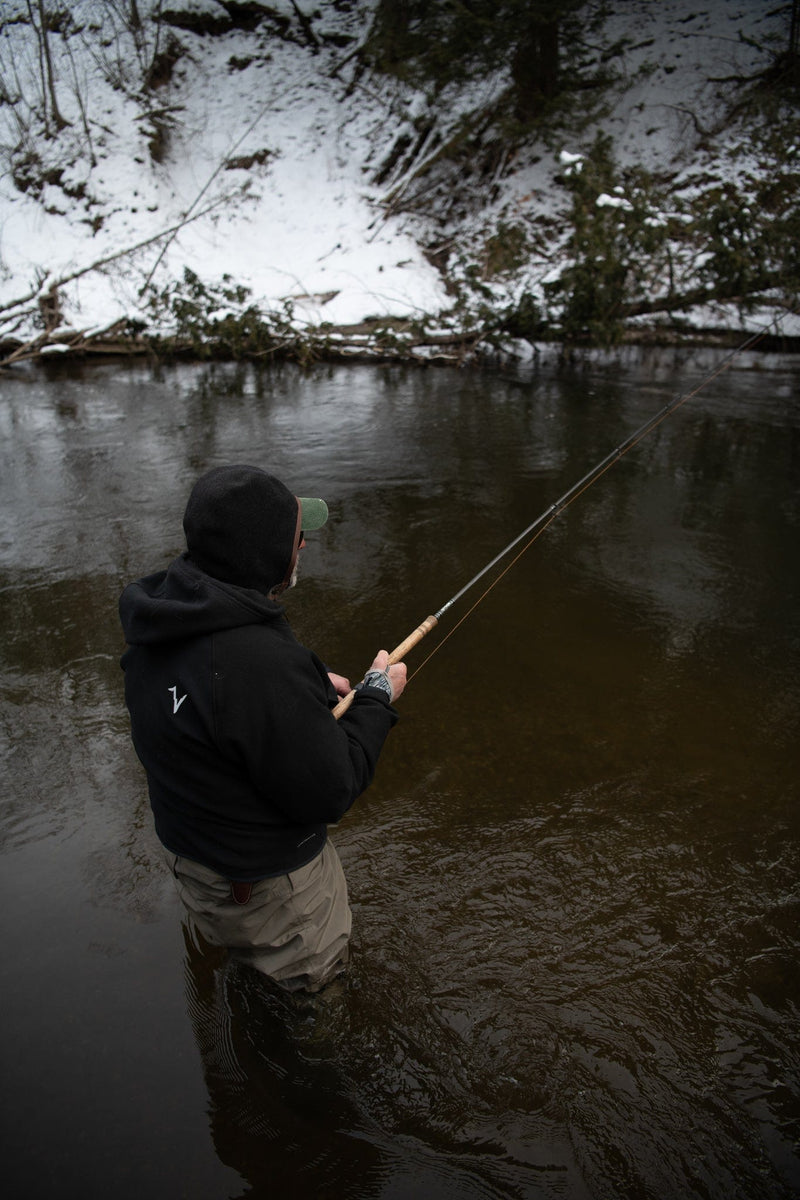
<box><xmin>169</xmin><ymin>686</ymin><xmax>187</xmax><ymax>714</ymax></box>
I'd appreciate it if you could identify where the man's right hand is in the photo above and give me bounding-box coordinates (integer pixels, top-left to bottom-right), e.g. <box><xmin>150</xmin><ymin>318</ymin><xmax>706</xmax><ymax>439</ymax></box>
<box><xmin>368</xmin><ymin>649</ymin><xmax>407</xmax><ymax>702</ymax></box>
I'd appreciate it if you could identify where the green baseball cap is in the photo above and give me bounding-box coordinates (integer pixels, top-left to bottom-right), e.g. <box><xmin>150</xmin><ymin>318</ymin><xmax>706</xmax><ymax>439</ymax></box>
<box><xmin>298</xmin><ymin>496</ymin><xmax>329</xmax><ymax>530</ymax></box>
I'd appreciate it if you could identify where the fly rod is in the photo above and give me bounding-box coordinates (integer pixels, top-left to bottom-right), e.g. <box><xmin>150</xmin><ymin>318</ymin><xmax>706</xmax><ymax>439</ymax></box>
<box><xmin>332</xmin><ymin>321</ymin><xmax>781</xmax><ymax>719</ymax></box>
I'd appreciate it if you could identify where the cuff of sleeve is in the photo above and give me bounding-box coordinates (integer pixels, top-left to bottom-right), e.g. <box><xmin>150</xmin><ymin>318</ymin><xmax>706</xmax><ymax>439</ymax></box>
<box><xmin>355</xmin><ymin>670</ymin><xmax>393</xmax><ymax>703</ymax></box>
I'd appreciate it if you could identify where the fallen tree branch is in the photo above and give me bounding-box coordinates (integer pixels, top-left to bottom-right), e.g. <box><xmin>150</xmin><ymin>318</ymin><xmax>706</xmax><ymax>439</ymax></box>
<box><xmin>621</xmin><ymin>274</ymin><xmax>796</xmax><ymax>318</ymax></box>
<box><xmin>0</xmin><ymin>197</ymin><xmax>232</xmax><ymax>322</ymax></box>
<box><xmin>0</xmin><ymin>318</ymin><xmax>136</xmax><ymax>368</ymax></box>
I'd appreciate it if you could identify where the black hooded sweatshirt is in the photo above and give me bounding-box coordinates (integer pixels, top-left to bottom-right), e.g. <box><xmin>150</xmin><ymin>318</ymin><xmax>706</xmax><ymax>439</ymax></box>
<box><xmin>119</xmin><ymin>467</ymin><xmax>398</xmax><ymax>882</ymax></box>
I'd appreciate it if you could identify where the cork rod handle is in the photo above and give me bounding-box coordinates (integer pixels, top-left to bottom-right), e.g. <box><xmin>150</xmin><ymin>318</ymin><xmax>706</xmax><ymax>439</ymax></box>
<box><xmin>332</xmin><ymin>615</ymin><xmax>439</xmax><ymax>720</ymax></box>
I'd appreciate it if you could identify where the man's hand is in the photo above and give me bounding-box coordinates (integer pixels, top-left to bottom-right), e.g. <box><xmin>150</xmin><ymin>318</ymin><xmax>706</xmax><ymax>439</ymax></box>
<box><xmin>368</xmin><ymin>649</ymin><xmax>407</xmax><ymax>702</ymax></box>
<box><xmin>327</xmin><ymin>672</ymin><xmax>351</xmax><ymax>697</ymax></box>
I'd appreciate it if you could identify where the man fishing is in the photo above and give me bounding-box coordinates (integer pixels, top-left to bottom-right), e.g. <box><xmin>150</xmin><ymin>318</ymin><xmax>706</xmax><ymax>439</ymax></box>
<box><xmin>119</xmin><ymin>464</ymin><xmax>406</xmax><ymax>993</ymax></box>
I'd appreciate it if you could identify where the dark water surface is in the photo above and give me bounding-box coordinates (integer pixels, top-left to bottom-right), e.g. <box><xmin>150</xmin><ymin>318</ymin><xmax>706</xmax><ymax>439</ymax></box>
<box><xmin>1</xmin><ymin>351</ymin><xmax>798</xmax><ymax>1199</ymax></box>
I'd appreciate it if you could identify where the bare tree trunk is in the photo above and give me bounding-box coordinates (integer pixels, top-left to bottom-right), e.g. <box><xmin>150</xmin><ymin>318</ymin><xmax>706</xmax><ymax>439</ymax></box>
<box><xmin>38</xmin><ymin>0</ymin><xmax>70</xmax><ymax>130</ymax></box>
<box><xmin>127</xmin><ymin>0</ymin><xmax>145</xmax><ymax>60</ymax></box>
<box><xmin>511</xmin><ymin>9</ymin><xmax>560</xmax><ymax>122</ymax></box>
<box><xmin>27</xmin><ymin>0</ymin><xmax>48</xmax><ymax>128</ymax></box>
<box><xmin>27</xmin><ymin>0</ymin><xmax>70</xmax><ymax>132</ymax></box>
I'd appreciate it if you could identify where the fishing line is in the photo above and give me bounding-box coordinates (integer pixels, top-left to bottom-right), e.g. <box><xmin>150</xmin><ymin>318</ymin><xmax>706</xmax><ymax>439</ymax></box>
<box><xmin>408</xmin><ymin>319</ymin><xmax>776</xmax><ymax>681</ymax></box>
<box><xmin>333</xmin><ymin>311</ymin><xmax>791</xmax><ymax>718</ymax></box>
<box><xmin>407</xmin><ymin>513</ymin><xmax>560</xmax><ymax>684</ymax></box>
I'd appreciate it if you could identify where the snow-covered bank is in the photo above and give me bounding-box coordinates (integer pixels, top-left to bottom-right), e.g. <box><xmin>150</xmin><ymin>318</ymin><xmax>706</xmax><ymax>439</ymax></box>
<box><xmin>0</xmin><ymin>0</ymin><xmax>798</xmax><ymax>367</ymax></box>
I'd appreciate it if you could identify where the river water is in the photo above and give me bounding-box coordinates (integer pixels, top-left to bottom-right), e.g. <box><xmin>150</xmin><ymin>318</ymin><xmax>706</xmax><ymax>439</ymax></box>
<box><xmin>1</xmin><ymin>350</ymin><xmax>798</xmax><ymax>1199</ymax></box>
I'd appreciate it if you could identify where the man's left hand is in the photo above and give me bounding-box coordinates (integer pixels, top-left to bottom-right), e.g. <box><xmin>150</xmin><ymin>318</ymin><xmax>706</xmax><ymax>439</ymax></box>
<box><xmin>327</xmin><ymin>672</ymin><xmax>351</xmax><ymax>697</ymax></box>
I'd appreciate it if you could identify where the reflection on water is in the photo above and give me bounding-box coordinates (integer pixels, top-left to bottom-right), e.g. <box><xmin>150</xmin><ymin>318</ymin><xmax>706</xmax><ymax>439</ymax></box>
<box><xmin>1</xmin><ymin>352</ymin><xmax>798</xmax><ymax>1198</ymax></box>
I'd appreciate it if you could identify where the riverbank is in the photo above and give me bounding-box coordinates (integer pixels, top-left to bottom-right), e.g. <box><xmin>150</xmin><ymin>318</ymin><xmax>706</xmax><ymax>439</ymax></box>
<box><xmin>2</xmin><ymin>311</ymin><xmax>799</xmax><ymax>373</ymax></box>
<box><xmin>1</xmin><ymin>0</ymin><xmax>798</xmax><ymax>369</ymax></box>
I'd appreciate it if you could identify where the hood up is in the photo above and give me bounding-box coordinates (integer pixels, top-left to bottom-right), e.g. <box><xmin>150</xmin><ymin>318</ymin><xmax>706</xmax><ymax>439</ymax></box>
<box><xmin>183</xmin><ymin>464</ymin><xmax>299</xmax><ymax>595</ymax></box>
